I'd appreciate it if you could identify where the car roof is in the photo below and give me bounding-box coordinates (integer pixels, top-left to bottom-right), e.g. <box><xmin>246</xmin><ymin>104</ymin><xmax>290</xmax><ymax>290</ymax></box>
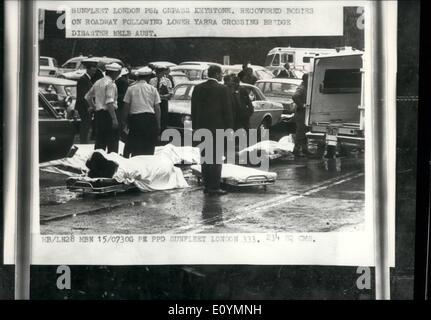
<box><xmin>312</xmin><ymin>50</ymin><xmax>364</xmax><ymax>59</ymax></box>
<box><xmin>171</xmin><ymin>65</ymin><xmax>208</xmax><ymax>71</ymax></box>
<box><xmin>256</xmin><ymin>78</ymin><xmax>302</xmax><ymax>85</ymax></box>
<box><xmin>38</xmin><ymin>76</ymin><xmax>77</xmax><ymax>85</ymax></box>
<box><xmin>180</xmin><ymin>61</ymin><xmax>222</xmax><ymax>67</ymax></box>
<box><xmin>170</xmin><ymin>71</ymin><xmax>188</xmax><ymax>76</ymax></box>
<box><xmin>174</xmin><ymin>80</ymin><xmax>206</xmax><ymax>86</ymax></box>
<box><xmin>230</xmin><ymin>64</ymin><xmax>269</xmax><ymax>71</ymax></box>
<box><xmin>149</xmin><ymin>61</ymin><xmax>177</xmax><ymax>67</ymax></box>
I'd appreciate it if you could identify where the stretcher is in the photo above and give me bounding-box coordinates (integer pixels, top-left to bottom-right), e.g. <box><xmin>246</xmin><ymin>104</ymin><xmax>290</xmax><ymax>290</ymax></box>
<box><xmin>66</xmin><ymin>177</ymin><xmax>137</xmax><ymax>195</ymax></box>
<box><xmin>190</xmin><ymin>164</ymin><xmax>277</xmax><ymax>190</ymax></box>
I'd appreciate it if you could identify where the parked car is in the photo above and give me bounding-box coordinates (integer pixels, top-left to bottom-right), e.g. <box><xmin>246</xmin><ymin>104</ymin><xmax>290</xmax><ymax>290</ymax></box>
<box><xmin>59</xmin><ymin>56</ymin><xmax>123</xmax><ymax>80</ymax></box>
<box><xmin>168</xmin><ymin>81</ymin><xmax>283</xmax><ymax>133</ymax></box>
<box><xmin>179</xmin><ymin>61</ymin><xmax>223</xmax><ymax>69</ymax></box>
<box><xmin>39</xmin><ymin>91</ymin><xmax>78</xmax><ymax>163</ymax></box>
<box><xmin>39</xmin><ymin>56</ymin><xmax>59</xmax><ymax>77</ymax></box>
<box><xmin>148</xmin><ymin>61</ymin><xmax>177</xmax><ymax>69</ymax></box>
<box><xmin>38</xmin><ymin>76</ymin><xmax>77</xmax><ymax>117</ymax></box>
<box><xmin>222</xmin><ymin>64</ymin><xmax>275</xmax><ymax>81</ymax></box>
<box><xmin>170</xmin><ymin>71</ymin><xmax>189</xmax><ymax>86</ymax></box>
<box><xmin>170</xmin><ymin>65</ymin><xmax>209</xmax><ymax>81</ymax></box>
<box><xmin>255</xmin><ymin>78</ymin><xmax>303</xmax><ymax>118</ymax></box>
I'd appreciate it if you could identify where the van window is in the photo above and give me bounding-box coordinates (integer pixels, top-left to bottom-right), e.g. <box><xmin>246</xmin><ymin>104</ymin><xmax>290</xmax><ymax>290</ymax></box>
<box><xmin>272</xmin><ymin>54</ymin><xmax>280</xmax><ymax>66</ymax></box>
<box><xmin>287</xmin><ymin>54</ymin><xmax>294</xmax><ymax>63</ymax></box>
<box><xmin>303</xmin><ymin>57</ymin><xmax>311</xmax><ymax>63</ymax></box>
<box><xmin>321</xmin><ymin>69</ymin><xmax>361</xmax><ymax>94</ymax></box>
<box><xmin>40</xmin><ymin>58</ymin><xmax>49</xmax><ymax>66</ymax></box>
<box><xmin>264</xmin><ymin>54</ymin><xmax>275</xmax><ymax>66</ymax></box>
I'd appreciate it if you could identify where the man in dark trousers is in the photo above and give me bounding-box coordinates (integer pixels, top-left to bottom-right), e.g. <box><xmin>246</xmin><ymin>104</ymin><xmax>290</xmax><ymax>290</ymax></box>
<box><xmin>75</xmin><ymin>58</ymin><xmax>98</xmax><ymax>143</ymax></box>
<box><xmin>122</xmin><ymin>67</ymin><xmax>161</xmax><ymax>156</ymax></box>
<box><xmin>192</xmin><ymin>65</ymin><xmax>234</xmax><ymax>195</ymax></box>
<box><xmin>85</xmin><ymin>63</ymin><xmax>122</xmax><ymax>153</ymax></box>
<box><xmin>292</xmin><ymin>73</ymin><xmax>311</xmax><ymax>157</ymax></box>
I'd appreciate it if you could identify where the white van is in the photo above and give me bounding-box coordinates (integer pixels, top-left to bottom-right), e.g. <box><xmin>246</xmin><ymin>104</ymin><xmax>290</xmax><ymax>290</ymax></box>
<box><xmin>305</xmin><ymin>51</ymin><xmax>365</xmax><ymax>154</ymax></box>
<box><xmin>264</xmin><ymin>47</ymin><xmax>355</xmax><ymax>72</ymax></box>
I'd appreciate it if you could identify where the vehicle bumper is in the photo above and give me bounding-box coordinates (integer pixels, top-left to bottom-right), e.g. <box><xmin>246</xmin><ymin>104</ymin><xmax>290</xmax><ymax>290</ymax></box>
<box><xmin>306</xmin><ymin>132</ymin><xmax>365</xmax><ymax>148</ymax></box>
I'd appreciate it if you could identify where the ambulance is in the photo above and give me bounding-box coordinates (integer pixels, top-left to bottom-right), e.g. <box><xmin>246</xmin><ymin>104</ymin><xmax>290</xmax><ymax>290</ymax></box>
<box><xmin>304</xmin><ymin>50</ymin><xmax>365</xmax><ymax>156</ymax></box>
<box><xmin>264</xmin><ymin>47</ymin><xmax>355</xmax><ymax>72</ymax></box>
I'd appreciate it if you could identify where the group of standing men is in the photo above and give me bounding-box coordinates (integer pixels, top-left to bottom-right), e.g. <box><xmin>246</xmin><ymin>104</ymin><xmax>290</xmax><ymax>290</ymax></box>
<box><xmin>75</xmin><ymin>58</ymin><xmax>173</xmax><ymax>157</ymax></box>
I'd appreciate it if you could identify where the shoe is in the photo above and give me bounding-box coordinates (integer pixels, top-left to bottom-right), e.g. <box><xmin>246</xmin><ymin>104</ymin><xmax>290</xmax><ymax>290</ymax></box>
<box><xmin>206</xmin><ymin>189</ymin><xmax>228</xmax><ymax>196</ymax></box>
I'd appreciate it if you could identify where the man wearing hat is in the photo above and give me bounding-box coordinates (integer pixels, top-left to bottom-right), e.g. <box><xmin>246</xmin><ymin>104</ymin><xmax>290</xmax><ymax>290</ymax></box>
<box><xmin>85</xmin><ymin>62</ymin><xmax>122</xmax><ymax>153</ymax></box>
<box><xmin>75</xmin><ymin>57</ymin><xmax>98</xmax><ymax>143</ymax></box>
<box><xmin>122</xmin><ymin>66</ymin><xmax>161</xmax><ymax>156</ymax></box>
<box><xmin>149</xmin><ymin>66</ymin><xmax>173</xmax><ymax>134</ymax></box>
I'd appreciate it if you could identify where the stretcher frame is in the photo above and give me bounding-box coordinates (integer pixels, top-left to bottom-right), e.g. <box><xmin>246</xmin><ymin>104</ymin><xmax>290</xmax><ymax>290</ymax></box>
<box><xmin>191</xmin><ymin>168</ymin><xmax>276</xmax><ymax>190</ymax></box>
<box><xmin>66</xmin><ymin>178</ymin><xmax>136</xmax><ymax>195</ymax></box>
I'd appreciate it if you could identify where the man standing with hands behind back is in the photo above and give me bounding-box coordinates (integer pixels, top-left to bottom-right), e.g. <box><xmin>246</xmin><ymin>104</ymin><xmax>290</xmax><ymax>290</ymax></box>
<box><xmin>191</xmin><ymin>65</ymin><xmax>234</xmax><ymax>196</ymax></box>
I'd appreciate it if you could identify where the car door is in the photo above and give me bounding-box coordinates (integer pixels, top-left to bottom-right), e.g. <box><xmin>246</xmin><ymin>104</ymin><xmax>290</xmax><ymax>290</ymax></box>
<box><xmin>244</xmin><ymin>86</ymin><xmax>280</xmax><ymax>129</ymax></box>
<box><xmin>38</xmin><ymin>93</ymin><xmax>76</xmax><ymax>162</ymax></box>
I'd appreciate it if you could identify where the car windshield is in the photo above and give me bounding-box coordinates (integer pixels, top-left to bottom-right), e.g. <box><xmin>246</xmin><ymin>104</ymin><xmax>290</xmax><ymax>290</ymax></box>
<box><xmin>261</xmin><ymin>82</ymin><xmax>298</xmax><ymax>97</ymax></box>
<box><xmin>176</xmin><ymin>69</ymin><xmax>203</xmax><ymax>80</ymax></box>
<box><xmin>172</xmin><ymin>75</ymin><xmax>188</xmax><ymax>85</ymax></box>
<box><xmin>264</xmin><ymin>54</ymin><xmax>275</xmax><ymax>66</ymax></box>
<box><xmin>173</xmin><ymin>85</ymin><xmax>193</xmax><ymax>100</ymax></box>
<box><xmin>63</xmin><ymin>62</ymin><xmax>78</xmax><ymax>69</ymax></box>
<box><xmin>255</xmin><ymin>69</ymin><xmax>274</xmax><ymax>80</ymax></box>
<box><xmin>40</xmin><ymin>58</ymin><xmax>49</xmax><ymax>66</ymax></box>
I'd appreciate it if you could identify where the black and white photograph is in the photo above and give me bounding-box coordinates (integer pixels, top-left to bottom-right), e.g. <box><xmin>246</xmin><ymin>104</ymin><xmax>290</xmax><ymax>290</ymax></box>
<box><xmin>3</xmin><ymin>0</ymin><xmax>401</xmax><ymax>269</ymax></box>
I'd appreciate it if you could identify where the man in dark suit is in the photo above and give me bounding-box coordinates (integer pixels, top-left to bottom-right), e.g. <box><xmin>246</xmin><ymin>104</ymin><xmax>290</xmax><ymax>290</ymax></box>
<box><xmin>75</xmin><ymin>58</ymin><xmax>98</xmax><ymax>143</ymax></box>
<box><xmin>192</xmin><ymin>65</ymin><xmax>234</xmax><ymax>195</ymax></box>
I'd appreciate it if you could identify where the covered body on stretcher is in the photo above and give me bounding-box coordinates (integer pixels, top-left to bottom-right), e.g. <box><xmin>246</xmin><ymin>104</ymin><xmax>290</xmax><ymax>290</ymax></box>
<box><xmin>190</xmin><ymin>164</ymin><xmax>277</xmax><ymax>188</ymax></box>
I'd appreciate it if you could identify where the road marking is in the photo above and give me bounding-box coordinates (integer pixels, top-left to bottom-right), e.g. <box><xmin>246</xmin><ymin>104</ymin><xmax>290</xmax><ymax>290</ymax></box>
<box><xmin>169</xmin><ymin>171</ymin><xmax>364</xmax><ymax>233</ymax></box>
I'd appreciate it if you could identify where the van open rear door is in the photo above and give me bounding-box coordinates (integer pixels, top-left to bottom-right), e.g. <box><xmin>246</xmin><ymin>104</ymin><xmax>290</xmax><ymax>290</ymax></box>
<box><xmin>305</xmin><ymin>52</ymin><xmax>365</xmax><ymax>150</ymax></box>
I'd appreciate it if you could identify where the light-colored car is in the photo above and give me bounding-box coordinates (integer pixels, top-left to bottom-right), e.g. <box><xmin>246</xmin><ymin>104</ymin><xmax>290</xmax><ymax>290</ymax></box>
<box><xmin>39</xmin><ymin>56</ymin><xmax>59</xmax><ymax>77</ymax></box>
<box><xmin>168</xmin><ymin>81</ymin><xmax>284</xmax><ymax>132</ymax></box>
<box><xmin>148</xmin><ymin>61</ymin><xmax>177</xmax><ymax>69</ymax></box>
<box><xmin>170</xmin><ymin>65</ymin><xmax>209</xmax><ymax>81</ymax></box>
<box><xmin>255</xmin><ymin>78</ymin><xmax>303</xmax><ymax>118</ymax></box>
<box><xmin>222</xmin><ymin>64</ymin><xmax>275</xmax><ymax>81</ymax></box>
<box><xmin>59</xmin><ymin>56</ymin><xmax>123</xmax><ymax>80</ymax></box>
<box><xmin>170</xmin><ymin>71</ymin><xmax>189</xmax><ymax>86</ymax></box>
<box><xmin>179</xmin><ymin>61</ymin><xmax>223</xmax><ymax>69</ymax></box>
<box><xmin>38</xmin><ymin>76</ymin><xmax>77</xmax><ymax>117</ymax></box>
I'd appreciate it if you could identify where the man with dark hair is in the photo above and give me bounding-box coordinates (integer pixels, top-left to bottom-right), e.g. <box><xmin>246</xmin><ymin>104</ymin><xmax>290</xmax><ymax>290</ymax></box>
<box><xmin>149</xmin><ymin>66</ymin><xmax>173</xmax><ymax>134</ymax></box>
<box><xmin>192</xmin><ymin>65</ymin><xmax>234</xmax><ymax>195</ymax></box>
<box><xmin>75</xmin><ymin>57</ymin><xmax>98</xmax><ymax>143</ymax></box>
<box><xmin>85</xmin><ymin>62</ymin><xmax>122</xmax><ymax>153</ymax></box>
<box><xmin>292</xmin><ymin>73</ymin><xmax>310</xmax><ymax>156</ymax></box>
<box><xmin>276</xmin><ymin>63</ymin><xmax>295</xmax><ymax>78</ymax></box>
<box><xmin>122</xmin><ymin>66</ymin><xmax>161</xmax><ymax>156</ymax></box>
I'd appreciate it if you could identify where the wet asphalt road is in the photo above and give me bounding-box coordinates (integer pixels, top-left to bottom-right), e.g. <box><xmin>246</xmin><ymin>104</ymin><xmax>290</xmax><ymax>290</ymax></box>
<box><xmin>40</xmin><ymin>152</ymin><xmax>365</xmax><ymax>235</ymax></box>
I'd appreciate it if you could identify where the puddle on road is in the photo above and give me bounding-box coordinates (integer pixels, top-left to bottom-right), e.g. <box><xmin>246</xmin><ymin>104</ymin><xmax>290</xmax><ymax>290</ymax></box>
<box><xmin>40</xmin><ymin>187</ymin><xmax>79</xmax><ymax>205</ymax></box>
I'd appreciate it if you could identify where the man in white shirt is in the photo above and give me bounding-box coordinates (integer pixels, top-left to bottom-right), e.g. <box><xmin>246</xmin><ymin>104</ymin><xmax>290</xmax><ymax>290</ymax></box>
<box><xmin>122</xmin><ymin>66</ymin><xmax>161</xmax><ymax>156</ymax></box>
<box><xmin>85</xmin><ymin>62</ymin><xmax>122</xmax><ymax>153</ymax></box>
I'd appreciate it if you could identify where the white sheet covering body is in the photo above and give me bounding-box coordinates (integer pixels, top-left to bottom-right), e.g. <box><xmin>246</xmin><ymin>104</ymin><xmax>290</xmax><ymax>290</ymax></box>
<box><xmin>91</xmin><ymin>150</ymin><xmax>189</xmax><ymax>192</ymax></box>
<box><xmin>237</xmin><ymin>135</ymin><xmax>295</xmax><ymax>160</ymax></box>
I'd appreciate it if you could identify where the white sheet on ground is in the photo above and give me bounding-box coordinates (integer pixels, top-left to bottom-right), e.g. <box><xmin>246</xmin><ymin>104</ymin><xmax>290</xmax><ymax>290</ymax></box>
<box><xmin>190</xmin><ymin>164</ymin><xmax>277</xmax><ymax>183</ymax></box>
<box><xmin>91</xmin><ymin>150</ymin><xmax>189</xmax><ymax>192</ymax></box>
<box><xmin>40</xmin><ymin>143</ymin><xmax>201</xmax><ymax>177</ymax></box>
<box><xmin>238</xmin><ymin>135</ymin><xmax>295</xmax><ymax>160</ymax></box>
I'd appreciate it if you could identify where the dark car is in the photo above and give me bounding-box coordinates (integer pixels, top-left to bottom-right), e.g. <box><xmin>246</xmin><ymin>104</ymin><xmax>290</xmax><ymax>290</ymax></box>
<box><xmin>39</xmin><ymin>91</ymin><xmax>78</xmax><ymax>163</ymax></box>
